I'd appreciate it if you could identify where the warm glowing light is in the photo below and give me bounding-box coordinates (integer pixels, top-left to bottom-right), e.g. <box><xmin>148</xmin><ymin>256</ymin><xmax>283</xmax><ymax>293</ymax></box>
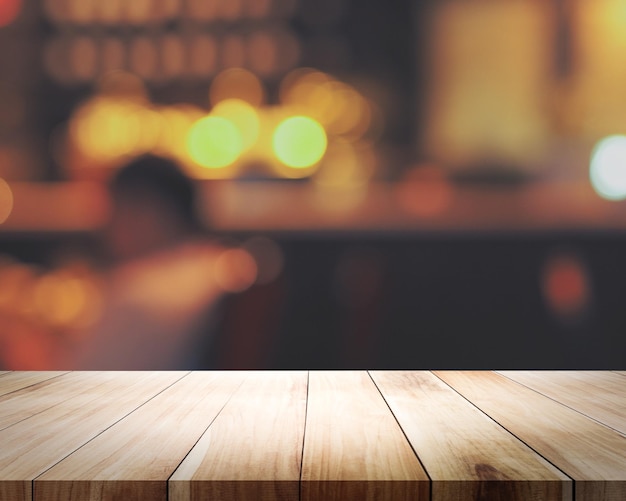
<box><xmin>0</xmin><ymin>178</ymin><xmax>13</xmax><ymax>224</ymax></box>
<box><xmin>212</xmin><ymin>99</ymin><xmax>260</xmax><ymax>151</ymax></box>
<box><xmin>314</xmin><ymin>140</ymin><xmax>374</xmax><ymax>189</ymax></box>
<box><xmin>273</xmin><ymin>116</ymin><xmax>327</xmax><ymax>169</ymax></box>
<box><xmin>590</xmin><ymin>135</ymin><xmax>626</xmax><ymax>200</ymax></box>
<box><xmin>0</xmin><ymin>0</ymin><xmax>20</xmax><ymax>27</ymax></box>
<box><xmin>187</xmin><ymin>116</ymin><xmax>243</xmax><ymax>168</ymax></box>
<box><xmin>214</xmin><ymin>248</ymin><xmax>258</xmax><ymax>292</ymax></box>
<box><xmin>542</xmin><ymin>253</ymin><xmax>590</xmax><ymax>319</ymax></box>
<box><xmin>71</xmin><ymin>98</ymin><xmax>143</xmax><ymax>161</ymax></box>
<box><xmin>209</xmin><ymin>68</ymin><xmax>265</xmax><ymax>107</ymax></box>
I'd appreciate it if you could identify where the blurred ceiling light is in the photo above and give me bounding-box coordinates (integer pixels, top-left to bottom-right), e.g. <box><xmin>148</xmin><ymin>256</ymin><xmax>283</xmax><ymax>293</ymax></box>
<box><xmin>0</xmin><ymin>178</ymin><xmax>13</xmax><ymax>224</ymax></box>
<box><xmin>190</xmin><ymin>35</ymin><xmax>218</xmax><ymax>78</ymax></box>
<box><xmin>187</xmin><ymin>116</ymin><xmax>243</xmax><ymax>169</ymax></box>
<box><xmin>209</xmin><ymin>68</ymin><xmax>265</xmax><ymax>107</ymax></box>
<box><xmin>590</xmin><ymin>135</ymin><xmax>626</xmax><ymax>200</ymax></box>
<box><xmin>273</xmin><ymin>116</ymin><xmax>327</xmax><ymax>169</ymax></box>
<box><xmin>212</xmin><ymin>99</ymin><xmax>260</xmax><ymax>151</ymax></box>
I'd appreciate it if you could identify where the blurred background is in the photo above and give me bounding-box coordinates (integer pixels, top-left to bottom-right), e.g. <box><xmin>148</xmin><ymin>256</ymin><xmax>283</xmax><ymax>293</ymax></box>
<box><xmin>1</xmin><ymin>0</ymin><xmax>626</xmax><ymax>369</ymax></box>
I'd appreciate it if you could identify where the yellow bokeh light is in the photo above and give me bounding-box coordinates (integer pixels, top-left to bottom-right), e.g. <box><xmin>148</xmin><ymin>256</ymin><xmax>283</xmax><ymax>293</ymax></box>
<box><xmin>209</xmin><ymin>68</ymin><xmax>265</xmax><ymax>107</ymax></box>
<box><xmin>273</xmin><ymin>116</ymin><xmax>327</xmax><ymax>169</ymax></box>
<box><xmin>0</xmin><ymin>178</ymin><xmax>13</xmax><ymax>224</ymax></box>
<box><xmin>70</xmin><ymin>98</ymin><xmax>145</xmax><ymax>162</ymax></box>
<box><xmin>212</xmin><ymin>99</ymin><xmax>260</xmax><ymax>151</ymax></box>
<box><xmin>187</xmin><ymin>116</ymin><xmax>243</xmax><ymax>169</ymax></box>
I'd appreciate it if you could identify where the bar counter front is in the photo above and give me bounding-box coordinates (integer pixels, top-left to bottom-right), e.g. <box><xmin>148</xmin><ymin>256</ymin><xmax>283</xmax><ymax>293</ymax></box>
<box><xmin>0</xmin><ymin>371</ymin><xmax>624</xmax><ymax>501</ymax></box>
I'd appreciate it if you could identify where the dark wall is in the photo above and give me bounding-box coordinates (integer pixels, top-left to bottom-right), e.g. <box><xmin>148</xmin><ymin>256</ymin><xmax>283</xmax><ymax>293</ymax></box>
<box><xmin>218</xmin><ymin>231</ymin><xmax>626</xmax><ymax>370</ymax></box>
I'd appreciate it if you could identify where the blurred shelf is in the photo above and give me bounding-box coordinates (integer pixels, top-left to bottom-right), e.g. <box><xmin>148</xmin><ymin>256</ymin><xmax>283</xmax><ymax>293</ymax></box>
<box><xmin>2</xmin><ymin>180</ymin><xmax>626</xmax><ymax>235</ymax></box>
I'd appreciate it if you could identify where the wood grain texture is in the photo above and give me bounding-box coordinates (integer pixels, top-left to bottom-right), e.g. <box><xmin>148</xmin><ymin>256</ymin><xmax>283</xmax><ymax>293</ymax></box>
<box><xmin>435</xmin><ymin>371</ymin><xmax>626</xmax><ymax>501</ymax></box>
<box><xmin>0</xmin><ymin>371</ymin><xmax>67</xmax><ymax>397</ymax></box>
<box><xmin>301</xmin><ymin>371</ymin><xmax>429</xmax><ymax>501</ymax></box>
<box><xmin>0</xmin><ymin>371</ymin><xmax>131</xmax><ymax>432</ymax></box>
<box><xmin>371</xmin><ymin>371</ymin><xmax>571</xmax><ymax>501</ymax></box>
<box><xmin>35</xmin><ymin>371</ymin><xmax>246</xmax><ymax>501</ymax></box>
<box><xmin>499</xmin><ymin>371</ymin><xmax>626</xmax><ymax>435</ymax></box>
<box><xmin>0</xmin><ymin>371</ymin><xmax>185</xmax><ymax>501</ymax></box>
<box><xmin>170</xmin><ymin>371</ymin><xmax>307</xmax><ymax>501</ymax></box>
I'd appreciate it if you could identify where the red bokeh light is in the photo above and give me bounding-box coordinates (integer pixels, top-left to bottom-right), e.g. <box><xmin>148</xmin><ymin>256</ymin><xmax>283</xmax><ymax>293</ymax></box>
<box><xmin>0</xmin><ymin>0</ymin><xmax>21</xmax><ymax>27</ymax></box>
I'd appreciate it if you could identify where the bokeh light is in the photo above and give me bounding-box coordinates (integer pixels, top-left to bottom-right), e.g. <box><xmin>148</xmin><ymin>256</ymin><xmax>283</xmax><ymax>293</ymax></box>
<box><xmin>0</xmin><ymin>0</ymin><xmax>21</xmax><ymax>27</ymax></box>
<box><xmin>273</xmin><ymin>116</ymin><xmax>327</xmax><ymax>169</ymax></box>
<box><xmin>590</xmin><ymin>135</ymin><xmax>626</xmax><ymax>200</ymax></box>
<box><xmin>209</xmin><ymin>68</ymin><xmax>265</xmax><ymax>107</ymax></box>
<box><xmin>212</xmin><ymin>99</ymin><xmax>260</xmax><ymax>151</ymax></box>
<box><xmin>542</xmin><ymin>253</ymin><xmax>591</xmax><ymax>320</ymax></box>
<box><xmin>214</xmin><ymin>248</ymin><xmax>258</xmax><ymax>292</ymax></box>
<box><xmin>0</xmin><ymin>178</ymin><xmax>13</xmax><ymax>224</ymax></box>
<box><xmin>187</xmin><ymin>116</ymin><xmax>243</xmax><ymax>169</ymax></box>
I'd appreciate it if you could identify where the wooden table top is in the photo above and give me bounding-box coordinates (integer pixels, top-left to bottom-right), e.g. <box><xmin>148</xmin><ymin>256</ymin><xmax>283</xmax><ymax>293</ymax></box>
<box><xmin>0</xmin><ymin>371</ymin><xmax>624</xmax><ymax>501</ymax></box>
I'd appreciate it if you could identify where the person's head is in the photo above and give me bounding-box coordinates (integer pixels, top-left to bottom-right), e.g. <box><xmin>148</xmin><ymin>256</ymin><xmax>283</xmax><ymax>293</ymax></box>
<box><xmin>107</xmin><ymin>155</ymin><xmax>199</xmax><ymax>261</ymax></box>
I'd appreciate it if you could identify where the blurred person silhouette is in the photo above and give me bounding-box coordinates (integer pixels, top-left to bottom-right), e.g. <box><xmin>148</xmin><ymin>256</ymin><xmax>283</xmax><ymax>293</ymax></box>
<box><xmin>68</xmin><ymin>154</ymin><xmax>257</xmax><ymax>370</ymax></box>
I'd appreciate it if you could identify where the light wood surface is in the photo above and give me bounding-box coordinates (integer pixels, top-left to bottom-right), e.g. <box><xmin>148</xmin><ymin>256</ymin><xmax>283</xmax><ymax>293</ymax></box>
<box><xmin>499</xmin><ymin>371</ymin><xmax>626</xmax><ymax>435</ymax></box>
<box><xmin>170</xmin><ymin>371</ymin><xmax>307</xmax><ymax>501</ymax></box>
<box><xmin>371</xmin><ymin>371</ymin><xmax>571</xmax><ymax>501</ymax></box>
<box><xmin>301</xmin><ymin>371</ymin><xmax>429</xmax><ymax>501</ymax></box>
<box><xmin>0</xmin><ymin>371</ymin><xmax>625</xmax><ymax>501</ymax></box>
<box><xmin>435</xmin><ymin>371</ymin><xmax>626</xmax><ymax>501</ymax></box>
<box><xmin>0</xmin><ymin>372</ymin><xmax>185</xmax><ymax>501</ymax></box>
<box><xmin>0</xmin><ymin>372</ymin><xmax>67</xmax><ymax>398</ymax></box>
<box><xmin>35</xmin><ymin>371</ymin><xmax>245</xmax><ymax>501</ymax></box>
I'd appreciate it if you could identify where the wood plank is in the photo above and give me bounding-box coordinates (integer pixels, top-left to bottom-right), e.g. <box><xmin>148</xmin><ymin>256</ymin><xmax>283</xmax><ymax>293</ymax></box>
<box><xmin>301</xmin><ymin>371</ymin><xmax>429</xmax><ymax>501</ymax></box>
<box><xmin>0</xmin><ymin>371</ymin><xmax>185</xmax><ymax>501</ymax></box>
<box><xmin>614</xmin><ymin>372</ymin><xmax>626</xmax><ymax>377</ymax></box>
<box><xmin>170</xmin><ymin>371</ymin><xmax>307</xmax><ymax>501</ymax></box>
<box><xmin>0</xmin><ymin>371</ymin><xmax>67</xmax><ymax>397</ymax></box>
<box><xmin>0</xmin><ymin>371</ymin><xmax>148</xmax><ymax>432</ymax></box>
<box><xmin>371</xmin><ymin>371</ymin><xmax>571</xmax><ymax>501</ymax></box>
<box><xmin>436</xmin><ymin>371</ymin><xmax>626</xmax><ymax>501</ymax></box>
<box><xmin>0</xmin><ymin>372</ymin><xmax>9</xmax><ymax>378</ymax></box>
<box><xmin>499</xmin><ymin>371</ymin><xmax>626</xmax><ymax>435</ymax></box>
<box><xmin>35</xmin><ymin>371</ymin><xmax>246</xmax><ymax>501</ymax></box>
